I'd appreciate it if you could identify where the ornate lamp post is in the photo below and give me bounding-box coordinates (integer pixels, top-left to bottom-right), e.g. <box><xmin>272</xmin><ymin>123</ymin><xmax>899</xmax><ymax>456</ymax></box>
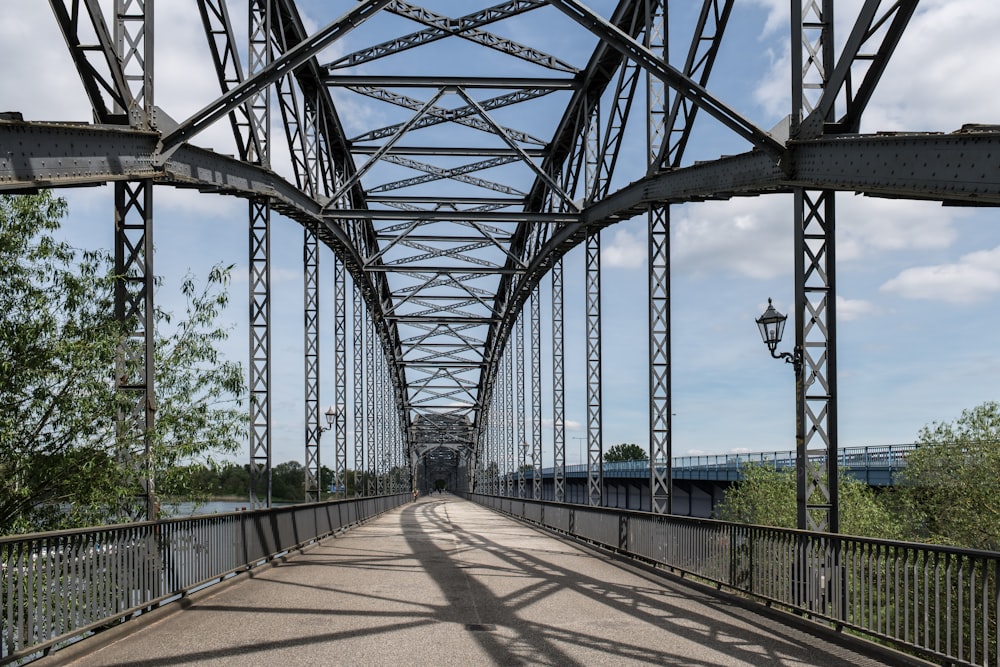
<box><xmin>320</xmin><ymin>405</ymin><xmax>338</xmax><ymax>497</ymax></box>
<box><xmin>755</xmin><ymin>298</ymin><xmax>801</xmax><ymax>373</ymax></box>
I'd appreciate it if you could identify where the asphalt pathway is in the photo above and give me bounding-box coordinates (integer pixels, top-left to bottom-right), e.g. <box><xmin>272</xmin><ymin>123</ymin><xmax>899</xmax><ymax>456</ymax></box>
<box><xmin>47</xmin><ymin>495</ymin><xmax>910</xmax><ymax>666</ymax></box>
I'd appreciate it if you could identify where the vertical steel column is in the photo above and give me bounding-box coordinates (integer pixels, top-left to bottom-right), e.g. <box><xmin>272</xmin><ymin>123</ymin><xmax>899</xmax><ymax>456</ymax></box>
<box><xmin>530</xmin><ymin>290</ymin><xmax>543</xmax><ymax>500</ymax></box>
<box><xmin>353</xmin><ymin>285</ymin><xmax>366</xmax><ymax>496</ymax></box>
<box><xmin>490</xmin><ymin>402</ymin><xmax>497</xmax><ymax>494</ymax></box>
<box><xmin>113</xmin><ymin>0</ymin><xmax>155</xmax><ymax>520</ymax></box>
<box><xmin>585</xmin><ymin>231</ymin><xmax>603</xmax><ymax>507</ymax></box>
<box><xmin>248</xmin><ymin>202</ymin><xmax>272</xmax><ymax>508</ymax></box>
<box><xmin>647</xmin><ymin>208</ymin><xmax>671</xmax><ymax>513</ymax></box>
<box><xmin>516</xmin><ymin>312</ymin><xmax>526</xmax><ymax>499</ymax></box>
<box><xmin>366</xmin><ymin>313</ymin><xmax>377</xmax><ymax>495</ymax></box>
<box><xmin>378</xmin><ymin>349</ymin><xmax>388</xmax><ymax>495</ymax></box>
<box><xmin>303</xmin><ymin>227</ymin><xmax>321</xmax><ymax>502</ymax></box>
<box><xmin>247</xmin><ymin>0</ymin><xmax>270</xmax><ymax>163</ymax></box>
<box><xmin>114</xmin><ymin>183</ymin><xmax>155</xmax><ymax>519</ymax></box>
<box><xmin>792</xmin><ymin>0</ymin><xmax>838</xmax><ymax>533</ymax></box>
<box><xmin>333</xmin><ymin>256</ymin><xmax>347</xmax><ymax>498</ymax></box>
<box><xmin>552</xmin><ymin>259</ymin><xmax>566</xmax><ymax>503</ymax></box>
<box><xmin>490</xmin><ymin>398</ymin><xmax>499</xmax><ymax>495</ymax></box>
<box><xmin>481</xmin><ymin>402</ymin><xmax>490</xmax><ymax>495</ymax></box>
<box><xmin>500</xmin><ymin>344</ymin><xmax>517</xmax><ymax>497</ymax></box>
<box><xmin>646</xmin><ymin>0</ymin><xmax>671</xmax><ymax>515</ymax></box>
<box><xmin>247</xmin><ymin>0</ymin><xmax>272</xmax><ymax>509</ymax></box>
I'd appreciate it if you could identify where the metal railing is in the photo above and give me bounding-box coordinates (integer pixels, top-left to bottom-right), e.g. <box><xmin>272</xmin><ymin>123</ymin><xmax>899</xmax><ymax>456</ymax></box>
<box><xmin>1</xmin><ymin>493</ymin><xmax>409</xmax><ymax>665</ymax></box>
<box><xmin>469</xmin><ymin>493</ymin><xmax>999</xmax><ymax>667</ymax></box>
<box><xmin>510</xmin><ymin>443</ymin><xmax>917</xmax><ymax>483</ymax></box>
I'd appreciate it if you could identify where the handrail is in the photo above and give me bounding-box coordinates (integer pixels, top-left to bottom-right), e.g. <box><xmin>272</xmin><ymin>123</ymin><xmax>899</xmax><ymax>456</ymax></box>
<box><xmin>515</xmin><ymin>443</ymin><xmax>918</xmax><ymax>478</ymax></box>
<box><xmin>1</xmin><ymin>494</ymin><xmax>410</xmax><ymax>665</ymax></box>
<box><xmin>467</xmin><ymin>492</ymin><xmax>999</xmax><ymax>667</ymax></box>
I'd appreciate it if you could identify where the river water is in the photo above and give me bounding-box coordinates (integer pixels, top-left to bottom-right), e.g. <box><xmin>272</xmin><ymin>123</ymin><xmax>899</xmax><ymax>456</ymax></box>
<box><xmin>160</xmin><ymin>500</ymin><xmax>287</xmax><ymax>517</ymax></box>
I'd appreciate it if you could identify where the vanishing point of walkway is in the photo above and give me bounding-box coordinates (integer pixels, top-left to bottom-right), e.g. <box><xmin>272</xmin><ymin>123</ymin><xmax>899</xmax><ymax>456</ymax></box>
<box><xmin>45</xmin><ymin>496</ymin><xmax>907</xmax><ymax>666</ymax></box>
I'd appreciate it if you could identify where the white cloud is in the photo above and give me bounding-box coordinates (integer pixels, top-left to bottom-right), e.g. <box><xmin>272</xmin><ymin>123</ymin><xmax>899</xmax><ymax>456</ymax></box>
<box><xmin>836</xmin><ymin>196</ymin><xmax>959</xmax><ymax>262</ymax></box>
<box><xmin>748</xmin><ymin>1</ymin><xmax>1000</xmax><ymax>133</ymax></box>
<box><xmin>862</xmin><ymin>1</ymin><xmax>1000</xmax><ymax>132</ymax></box>
<box><xmin>673</xmin><ymin>196</ymin><xmax>792</xmax><ymax>279</ymax></box>
<box><xmin>880</xmin><ymin>246</ymin><xmax>1000</xmax><ymax>304</ymax></box>
<box><xmin>543</xmin><ymin>418</ymin><xmax>583</xmax><ymax>431</ymax></box>
<box><xmin>670</xmin><ymin>193</ymin><xmax>963</xmax><ymax>281</ymax></box>
<box><xmin>0</xmin><ymin>4</ymin><xmax>91</xmax><ymax>120</ymax></box>
<box><xmin>603</xmin><ymin>228</ymin><xmax>645</xmax><ymax>269</ymax></box>
<box><xmin>837</xmin><ymin>295</ymin><xmax>880</xmax><ymax>321</ymax></box>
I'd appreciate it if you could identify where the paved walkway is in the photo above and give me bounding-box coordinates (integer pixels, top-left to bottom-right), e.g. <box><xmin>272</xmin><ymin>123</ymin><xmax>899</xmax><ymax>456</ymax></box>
<box><xmin>46</xmin><ymin>496</ymin><xmax>909</xmax><ymax>666</ymax></box>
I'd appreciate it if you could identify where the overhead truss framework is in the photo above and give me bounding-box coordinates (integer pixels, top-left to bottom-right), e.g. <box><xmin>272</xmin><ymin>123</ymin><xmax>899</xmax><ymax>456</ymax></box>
<box><xmin>3</xmin><ymin>1</ymin><xmax>999</xmax><ymax>513</ymax></box>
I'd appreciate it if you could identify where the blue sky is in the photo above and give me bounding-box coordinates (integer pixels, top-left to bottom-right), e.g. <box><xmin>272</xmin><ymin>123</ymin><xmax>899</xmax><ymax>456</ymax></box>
<box><xmin>2</xmin><ymin>1</ymin><xmax>999</xmax><ymax>466</ymax></box>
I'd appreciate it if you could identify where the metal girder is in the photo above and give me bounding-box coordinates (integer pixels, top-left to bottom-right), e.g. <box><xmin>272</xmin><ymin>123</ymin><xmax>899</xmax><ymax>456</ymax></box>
<box><xmin>648</xmin><ymin>205</ymin><xmax>671</xmax><ymax>513</ymax></box>
<box><xmin>354</xmin><ymin>146</ymin><xmax>546</xmax><ymax>158</ymax></box>
<box><xmin>10</xmin><ymin>122</ymin><xmax>998</xmax><ymax>205</ymax></box>
<box><xmin>114</xmin><ymin>180</ymin><xmax>156</xmax><ymax>520</ymax></box>
<box><xmin>327</xmin><ymin>0</ymin><xmax>573</xmax><ymax>73</ymax></box>
<box><xmin>546</xmin><ymin>0</ymin><xmax>784</xmax><ymax>157</ymax></box>
<box><xmin>12</xmin><ymin>0</ymin><xmax>1000</xmax><ymax>505</ymax></box>
<box><xmin>248</xmin><ymin>199</ymin><xmax>272</xmax><ymax>508</ymax></box>
<box><xmin>326</xmin><ymin>75</ymin><xmax>577</xmax><ymax>89</ymax></box>
<box><xmin>585</xmin><ymin>231</ymin><xmax>603</xmax><ymax>507</ymax></box>
<box><xmin>353</xmin><ymin>280</ymin><xmax>366</xmax><ymax>496</ymax></box>
<box><xmin>792</xmin><ymin>0</ymin><xmax>838</xmax><ymax>533</ymax></box>
<box><xmin>157</xmin><ymin>0</ymin><xmax>393</xmax><ymax>156</ymax></box>
<box><xmin>326</xmin><ymin>210</ymin><xmax>576</xmax><ymax>223</ymax></box>
<box><xmin>551</xmin><ymin>259</ymin><xmax>565</xmax><ymax>503</ymax></box>
<box><xmin>303</xmin><ymin>227</ymin><xmax>321</xmax><ymax>502</ymax></box>
<box><xmin>365</xmin><ymin>312</ymin><xmax>377</xmax><ymax>496</ymax></box>
<box><xmin>515</xmin><ymin>312</ymin><xmax>526</xmax><ymax>498</ymax></box>
<box><xmin>653</xmin><ymin>0</ymin><xmax>734</xmax><ymax>172</ymax></box>
<box><xmin>195</xmin><ymin>0</ymin><xmax>261</xmax><ymax>163</ymax></box>
<box><xmin>246</xmin><ymin>0</ymin><xmax>273</xmax><ymax>509</ymax></box>
<box><xmin>49</xmin><ymin>0</ymin><xmax>132</xmax><ymax>124</ymax></box>
<box><xmin>803</xmin><ymin>0</ymin><xmax>917</xmax><ymax>137</ymax></box>
<box><xmin>369</xmin><ymin>155</ymin><xmax>525</xmax><ymax>196</ymax></box>
<box><xmin>530</xmin><ymin>289</ymin><xmax>542</xmax><ymax>500</ymax></box>
<box><xmin>334</xmin><ymin>254</ymin><xmax>348</xmax><ymax>499</ymax></box>
<box><xmin>112</xmin><ymin>0</ymin><xmax>156</xmax><ymax>521</ymax></box>
<box><xmin>350</xmin><ymin>87</ymin><xmax>549</xmax><ymax>146</ymax></box>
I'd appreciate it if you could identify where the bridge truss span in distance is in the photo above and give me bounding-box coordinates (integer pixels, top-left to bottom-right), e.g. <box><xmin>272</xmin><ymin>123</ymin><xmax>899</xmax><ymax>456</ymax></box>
<box><xmin>1</xmin><ymin>0</ymin><xmax>999</xmax><ymax>528</ymax></box>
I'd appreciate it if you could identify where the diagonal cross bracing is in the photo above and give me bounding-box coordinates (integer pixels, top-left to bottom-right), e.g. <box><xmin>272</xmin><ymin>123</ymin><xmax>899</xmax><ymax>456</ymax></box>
<box><xmin>327</xmin><ymin>0</ymin><xmax>576</xmax><ymax>73</ymax></box>
<box><xmin>17</xmin><ymin>0</ymin><xmax>997</xmax><ymax>512</ymax></box>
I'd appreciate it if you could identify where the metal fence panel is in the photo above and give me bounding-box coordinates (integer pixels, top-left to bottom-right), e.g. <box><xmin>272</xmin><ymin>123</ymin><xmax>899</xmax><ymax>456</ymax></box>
<box><xmin>467</xmin><ymin>492</ymin><xmax>1000</xmax><ymax>667</ymax></box>
<box><xmin>1</xmin><ymin>494</ymin><xmax>408</xmax><ymax>664</ymax></box>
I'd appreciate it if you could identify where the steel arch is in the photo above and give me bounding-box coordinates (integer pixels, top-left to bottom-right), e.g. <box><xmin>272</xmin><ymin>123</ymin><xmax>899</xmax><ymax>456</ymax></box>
<box><xmin>3</xmin><ymin>0</ymin><xmax>999</xmax><ymax>519</ymax></box>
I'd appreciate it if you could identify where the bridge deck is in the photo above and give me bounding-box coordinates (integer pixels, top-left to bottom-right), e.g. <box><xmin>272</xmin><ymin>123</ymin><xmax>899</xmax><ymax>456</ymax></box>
<box><xmin>46</xmin><ymin>497</ymin><xmax>906</xmax><ymax>667</ymax></box>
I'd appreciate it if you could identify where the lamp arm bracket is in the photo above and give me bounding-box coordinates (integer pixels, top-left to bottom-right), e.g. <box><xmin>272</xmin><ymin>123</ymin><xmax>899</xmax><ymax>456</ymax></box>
<box><xmin>770</xmin><ymin>346</ymin><xmax>803</xmax><ymax>375</ymax></box>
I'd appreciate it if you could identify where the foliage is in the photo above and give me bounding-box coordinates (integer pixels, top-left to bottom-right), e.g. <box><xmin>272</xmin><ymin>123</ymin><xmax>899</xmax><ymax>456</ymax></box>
<box><xmin>604</xmin><ymin>443</ymin><xmax>648</xmax><ymax>462</ymax></box>
<box><xmin>715</xmin><ymin>464</ymin><xmax>796</xmax><ymax>528</ymax></box>
<box><xmin>715</xmin><ymin>463</ymin><xmax>902</xmax><ymax>538</ymax></box>
<box><xmin>893</xmin><ymin>401</ymin><xmax>1000</xmax><ymax>550</ymax></box>
<box><xmin>0</xmin><ymin>191</ymin><xmax>246</xmax><ymax>534</ymax></box>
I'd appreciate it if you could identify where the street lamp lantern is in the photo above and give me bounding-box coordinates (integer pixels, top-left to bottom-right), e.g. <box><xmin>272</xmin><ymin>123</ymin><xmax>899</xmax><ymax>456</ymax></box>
<box><xmin>755</xmin><ymin>298</ymin><xmax>786</xmax><ymax>354</ymax></box>
<box><xmin>755</xmin><ymin>298</ymin><xmax>800</xmax><ymax>372</ymax></box>
<box><xmin>324</xmin><ymin>405</ymin><xmax>337</xmax><ymax>429</ymax></box>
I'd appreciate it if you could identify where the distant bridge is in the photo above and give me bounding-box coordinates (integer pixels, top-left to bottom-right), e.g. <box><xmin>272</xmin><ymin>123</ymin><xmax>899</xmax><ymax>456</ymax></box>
<box><xmin>499</xmin><ymin>444</ymin><xmax>916</xmax><ymax>515</ymax></box>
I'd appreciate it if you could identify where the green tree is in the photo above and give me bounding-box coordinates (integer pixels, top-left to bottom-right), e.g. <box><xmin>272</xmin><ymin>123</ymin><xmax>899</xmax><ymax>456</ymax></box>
<box><xmin>0</xmin><ymin>191</ymin><xmax>246</xmax><ymax>534</ymax></box>
<box><xmin>218</xmin><ymin>462</ymin><xmax>250</xmax><ymax>497</ymax></box>
<box><xmin>604</xmin><ymin>443</ymin><xmax>648</xmax><ymax>462</ymax></box>
<box><xmin>271</xmin><ymin>461</ymin><xmax>305</xmax><ymax>501</ymax></box>
<box><xmin>715</xmin><ymin>463</ymin><xmax>902</xmax><ymax>538</ymax></box>
<box><xmin>894</xmin><ymin>401</ymin><xmax>1000</xmax><ymax>550</ymax></box>
<box><xmin>714</xmin><ymin>464</ymin><xmax>796</xmax><ymax>528</ymax></box>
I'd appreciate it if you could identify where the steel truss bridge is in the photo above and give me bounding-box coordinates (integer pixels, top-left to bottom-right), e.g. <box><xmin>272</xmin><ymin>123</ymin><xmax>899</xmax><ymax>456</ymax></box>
<box><xmin>2</xmin><ymin>0</ymin><xmax>999</xmax><ymax>536</ymax></box>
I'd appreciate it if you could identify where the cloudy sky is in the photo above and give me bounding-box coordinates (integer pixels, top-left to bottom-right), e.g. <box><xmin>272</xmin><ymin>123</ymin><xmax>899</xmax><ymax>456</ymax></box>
<box><xmin>2</xmin><ymin>1</ymin><xmax>999</xmax><ymax>466</ymax></box>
